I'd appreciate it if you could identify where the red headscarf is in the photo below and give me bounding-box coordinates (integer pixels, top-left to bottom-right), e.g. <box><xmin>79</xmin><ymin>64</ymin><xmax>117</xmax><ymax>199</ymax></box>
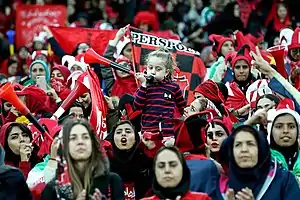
<box><xmin>209</xmin><ymin>34</ymin><xmax>233</xmax><ymax>56</ymax></box>
<box><xmin>194</xmin><ymin>80</ymin><xmax>225</xmax><ymax>103</ymax></box>
<box><xmin>265</xmin><ymin>1</ymin><xmax>291</xmax><ymax>32</ymax></box>
<box><xmin>111</xmin><ymin>56</ymin><xmax>137</xmax><ymax>98</ymax></box>
<box><xmin>0</xmin><ymin>58</ymin><xmax>20</xmax><ymax>77</ymax></box>
<box><xmin>51</xmin><ymin>65</ymin><xmax>71</xmax><ymax>82</ymax></box>
<box><xmin>51</xmin><ymin>65</ymin><xmax>72</xmax><ymax>100</ymax></box>
<box><xmin>174</xmin><ymin>110</ymin><xmax>219</xmax><ymax>155</ymax></box>
<box><xmin>16</xmin><ymin>86</ymin><xmax>57</xmax><ymax>114</ymax></box>
<box><xmin>134</xmin><ymin>11</ymin><xmax>159</xmax><ymax>31</ymax></box>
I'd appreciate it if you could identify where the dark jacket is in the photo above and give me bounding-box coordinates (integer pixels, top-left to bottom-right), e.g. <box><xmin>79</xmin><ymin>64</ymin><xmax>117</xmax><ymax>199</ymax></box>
<box><xmin>41</xmin><ymin>172</ymin><xmax>124</xmax><ymax>200</ymax></box>
<box><xmin>101</xmin><ymin>45</ymin><xmax>117</xmax><ymax>96</ymax></box>
<box><xmin>215</xmin><ymin>163</ymin><xmax>300</xmax><ymax>200</ymax></box>
<box><xmin>186</xmin><ymin>158</ymin><xmax>219</xmax><ymax>197</ymax></box>
<box><xmin>106</xmin><ymin>131</ymin><xmax>154</xmax><ymax>199</ymax></box>
<box><xmin>0</xmin><ymin>145</ymin><xmax>33</xmax><ymax>200</ymax></box>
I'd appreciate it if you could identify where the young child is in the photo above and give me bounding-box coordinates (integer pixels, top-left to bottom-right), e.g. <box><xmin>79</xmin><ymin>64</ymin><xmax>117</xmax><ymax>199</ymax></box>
<box><xmin>134</xmin><ymin>47</ymin><xmax>186</xmax><ymax>140</ymax></box>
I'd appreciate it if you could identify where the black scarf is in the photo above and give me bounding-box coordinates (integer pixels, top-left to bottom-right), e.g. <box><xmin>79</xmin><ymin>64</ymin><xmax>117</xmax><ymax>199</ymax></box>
<box><xmin>233</xmin><ymin>73</ymin><xmax>256</xmax><ymax>95</ymax></box>
<box><xmin>109</xmin><ymin>130</ymin><xmax>142</xmax><ymax>182</ymax></box>
<box><xmin>152</xmin><ymin>154</ymin><xmax>190</xmax><ymax>199</ymax></box>
<box><xmin>223</xmin><ymin>125</ymin><xmax>271</xmax><ymax>198</ymax></box>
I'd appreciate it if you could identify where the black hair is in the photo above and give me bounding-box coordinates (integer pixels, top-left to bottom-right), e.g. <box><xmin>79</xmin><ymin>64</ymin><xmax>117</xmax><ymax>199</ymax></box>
<box><xmin>4</xmin><ymin>123</ymin><xmax>40</xmax><ymax>168</ymax></box>
<box><xmin>256</xmin><ymin>94</ymin><xmax>280</xmax><ymax>110</ymax></box>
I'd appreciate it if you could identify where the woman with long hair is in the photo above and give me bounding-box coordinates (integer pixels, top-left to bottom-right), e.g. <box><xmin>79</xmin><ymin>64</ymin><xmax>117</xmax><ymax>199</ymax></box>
<box><xmin>41</xmin><ymin>119</ymin><xmax>124</xmax><ymax>200</ymax></box>
<box><xmin>0</xmin><ymin>122</ymin><xmax>40</xmax><ymax>178</ymax></box>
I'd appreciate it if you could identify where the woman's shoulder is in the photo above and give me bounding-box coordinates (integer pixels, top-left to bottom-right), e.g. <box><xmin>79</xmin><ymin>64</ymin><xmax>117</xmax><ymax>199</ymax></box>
<box><xmin>0</xmin><ymin>165</ymin><xmax>24</xmax><ymax>180</ymax></box>
<box><xmin>273</xmin><ymin>163</ymin><xmax>300</xmax><ymax>186</ymax></box>
<box><xmin>108</xmin><ymin>172</ymin><xmax>122</xmax><ymax>180</ymax></box>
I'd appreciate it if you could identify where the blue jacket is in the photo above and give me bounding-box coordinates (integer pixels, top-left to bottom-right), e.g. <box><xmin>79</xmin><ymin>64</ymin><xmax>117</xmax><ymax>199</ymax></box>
<box><xmin>214</xmin><ymin>162</ymin><xmax>300</xmax><ymax>200</ymax></box>
<box><xmin>268</xmin><ymin>77</ymin><xmax>300</xmax><ymax>112</ymax></box>
<box><xmin>186</xmin><ymin>158</ymin><xmax>219</xmax><ymax>198</ymax></box>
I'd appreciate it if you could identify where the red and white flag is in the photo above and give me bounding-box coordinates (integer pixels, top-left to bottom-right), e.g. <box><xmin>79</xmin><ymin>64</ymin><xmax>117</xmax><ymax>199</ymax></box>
<box><xmin>87</xmin><ymin>68</ymin><xmax>107</xmax><ymax>139</ymax></box>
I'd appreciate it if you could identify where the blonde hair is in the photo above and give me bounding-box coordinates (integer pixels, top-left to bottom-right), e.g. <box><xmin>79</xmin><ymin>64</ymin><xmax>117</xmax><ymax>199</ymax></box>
<box><xmin>145</xmin><ymin>46</ymin><xmax>176</xmax><ymax>80</ymax></box>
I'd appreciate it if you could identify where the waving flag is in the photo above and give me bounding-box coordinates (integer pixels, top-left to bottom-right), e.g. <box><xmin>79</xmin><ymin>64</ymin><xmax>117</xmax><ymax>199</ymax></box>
<box><xmin>129</xmin><ymin>28</ymin><xmax>206</xmax><ymax>104</ymax></box>
<box><xmin>48</xmin><ymin>26</ymin><xmax>180</xmax><ymax>56</ymax></box>
<box><xmin>87</xmin><ymin>68</ymin><xmax>107</xmax><ymax>139</ymax></box>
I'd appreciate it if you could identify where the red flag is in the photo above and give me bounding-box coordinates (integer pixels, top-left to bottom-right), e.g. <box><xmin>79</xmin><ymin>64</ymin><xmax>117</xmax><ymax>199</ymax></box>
<box><xmin>48</xmin><ymin>26</ymin><xmax>180</xmax><ymax>56</ymax></box>
<box><xmin>87</xmin><ymin>68</ymin><xmax>107</xmax><ymax>139</ymax></box>
<box><xmin>49</xmin><ymin>26</ymin><xmax>117</xmax><ymax>56</ymax></box>
<box><xmin>16</xmin><ymin>5</ymin><xmax>67</xmax><ymax>47</ymax></box>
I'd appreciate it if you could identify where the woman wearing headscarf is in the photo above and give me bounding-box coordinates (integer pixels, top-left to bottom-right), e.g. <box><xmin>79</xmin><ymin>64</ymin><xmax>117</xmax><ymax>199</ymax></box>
<box><xmin>101</xmin><ymin>25</ymin><xmax>133</xmax><ymax>96</ymax></box>
<box><xmin>207</xmin><ymin>33</ymin><xmax>234</xmax><ymax>83</ymax></box>
<box><xmin>224</xmin><ymin>45</ymin><xmax>257</xmax><ymax>119</ymax></box>
<box><xmin>142</xmin><ymin>146</ymin><xmax>211</xmax><ymax>200</ymax></box>
<box><xmin>267</xmin><ymin>106</ymin><xmax>300</xmax><ymax>184</ymax></box>
<box><xmin>0</xmin><ymin>122</ymin><xmax>40</xmax><ymax>179</ymax></box>
<box><xmin>265</xmin><ymin>2</ymin><xmax>291</xmax><ymax>44</ymax></box>
<box><xmin>23</xmin><ymin>60</ymin><xmax>50</xmax><ymax>86</ymax></box>
<box><xmin>204</xmin><ymin>117</ymin><xmax>232</xmax><ymax>162</ymax></box>
<box><xmin>105</xmin><ymin>120</ymin><xmax>162</xmax><ymax>199</ymax></box>
<box><xmin>50</xmin><ymin>65</ymin><xmax>71</xmax><ymax>101</ymax></box>
<box><xmin>193</xmin><ymin>79</ymin><xmax>238</xmax><ymax>123</ymax></box>
<box><xmin>111</xmin><ymin>55</ymin><xmax>137</xmax><ymax>98</ymax></box>
<box><xmin>41</xmin><ymin>119</ymin><xmax>124</xmax><ymax>200</ymax></box>
<box><xmin>217</xmin><ymin>125</ymin><xmax>300</xmax><ymax>200</ymax></box>
<box><xmin>173</xmin><ymin>111</ymin><xmax>221</xmax><ymax>197</ymax></box>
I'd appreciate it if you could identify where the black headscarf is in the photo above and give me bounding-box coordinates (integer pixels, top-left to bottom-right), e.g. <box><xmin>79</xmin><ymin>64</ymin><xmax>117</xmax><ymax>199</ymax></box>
<box><xmin>270</xmin><ymin>113</ymin><xmax>299</xmax><ymax>170</ymax></box>
<box><xmin>105</xmin><ymin>121</ymin><xmax>143</xmax><ymax>182</ymax></box>
<box><xmin>152</xmin><ymin>147</ymin><xmax>190</xmax><ymax>199</ymax></box>
<box><xmin>106</xmin><ymin>121</ymin><xmax>140</xmax><ymax>163</ymax></box>
<box><xmin>221</xmin><ymin>125</ymin><xmax>271</xmax><ymax>198</ymax></box>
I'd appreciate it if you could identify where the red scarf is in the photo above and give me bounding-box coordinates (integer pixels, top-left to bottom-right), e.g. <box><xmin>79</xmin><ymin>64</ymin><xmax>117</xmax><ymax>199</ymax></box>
<box><xmin>194</xmin><ymin>80</ymin><xmax>225</xmax><ymax>103</ymax></box>
<box><xmin>225</xmin><ymin>82</ymin><xmax>248</xmax><ymax>110</ymax></box>
<box><xmin>273</xmin><ymin>15</ymin><xmax>291</xmax><ymax>32</ymax></box>
<box><xmin>111</xmin><ymin>75</ymin><xmax>137</xmax><ymax>98</ymax></box>
<box><xmin>50</xmin><ymin>78</ymin><xmax>71</xmax><ymax>100</ymax></box>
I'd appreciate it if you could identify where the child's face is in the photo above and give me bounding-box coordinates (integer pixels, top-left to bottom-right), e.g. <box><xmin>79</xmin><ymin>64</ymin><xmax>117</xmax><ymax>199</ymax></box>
<box><xmin>146</xmin><ymin>56</ymin><xmax>169</xmax><ymax>82</ymax></box>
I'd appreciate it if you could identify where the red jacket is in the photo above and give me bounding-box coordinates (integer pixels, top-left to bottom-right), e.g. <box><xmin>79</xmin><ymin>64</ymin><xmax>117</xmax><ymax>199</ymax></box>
<box><xmin>5</xmin><ymin>160</ymin><xmax>31</xmax><ymax>179</ymax></box>
<box><xmin>141</xmin><ymin>191</ymin><xmax>211</xmax><ymax>200</ymax></box>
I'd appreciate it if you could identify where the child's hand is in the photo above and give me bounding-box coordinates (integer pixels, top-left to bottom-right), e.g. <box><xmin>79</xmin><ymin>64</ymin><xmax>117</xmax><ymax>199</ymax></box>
<box><xmin>135</xmin><ymin>72</ymin><xmax>147</xmax><ymax>87</ymax></box>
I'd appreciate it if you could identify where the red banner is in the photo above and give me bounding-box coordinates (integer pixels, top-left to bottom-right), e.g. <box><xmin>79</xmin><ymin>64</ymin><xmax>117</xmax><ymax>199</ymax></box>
<box><xmin>15</xmin><ymin>5</ymin><xmax>67</xmax><ymax>47</ymax></box>
<box><xmin>48</xmin><ymin>26</ymin><xmax>180</xmax><ymax>56</ymax></box>
<box><xmin>87</xmin><ymin>68</ymin><xmax>108</xmax><ymax>139</ymax></box>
